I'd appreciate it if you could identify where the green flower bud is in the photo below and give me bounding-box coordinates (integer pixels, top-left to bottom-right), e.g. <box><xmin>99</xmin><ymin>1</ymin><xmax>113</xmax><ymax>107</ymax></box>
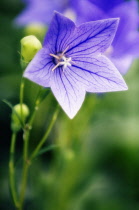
<box><xmin>21</xmin><ymin>35</ymin><xmax>42</xmax><ymax>63</ymax></box>
<box><xmin>11</xmin><ymin>104</ymin><xmax>30</xmax><ymax>132</ymax></box>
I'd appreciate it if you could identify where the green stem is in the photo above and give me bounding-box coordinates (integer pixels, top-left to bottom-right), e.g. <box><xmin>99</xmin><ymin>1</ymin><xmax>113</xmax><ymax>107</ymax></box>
<box><xmin>18</xmin><ymin>105</ymin><xmax>59</xmax><ymax>209</ymax></box>
<box><xmin>18</xmin><ymin>104</ymin><xmax>59</xmax><ymax>209</ymax></box>
<box><xmin>20</xmin><ymin>78</ymin><xmax>25</xmax><ymax>124</ymax></box>
<box><xmin>22</xmin><ymin>87</ymin><xmax>45</xmax><ymax>162</ymax></box>
<box><xmin>30</xmin><ymin>104</ymin><xmax>60</xmax><ymax>161</ymax></box>
<box><xmin>9</xmin><ymin>132</ymin><xmax>19</xmax><ymax>208</ymax></box>
<box><xmin>18</xmin><ymin>164</ymin><xmax>29</xmax><ymax>210</ymax></box>
<box><xmin>18</xmin><ymin>89</ymin><xmax>50</xmax><ymax>209</ymax></box>
<box><xmin>18</xmin><ymin>106</ymin><xmax>39</xmax><ymax>210</ymax></box>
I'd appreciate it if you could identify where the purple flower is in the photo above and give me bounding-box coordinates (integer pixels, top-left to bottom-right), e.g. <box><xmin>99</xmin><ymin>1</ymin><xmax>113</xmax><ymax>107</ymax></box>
<box><xmin>76</xmin><ymin>0</ymin><xmax>139</xmax><ymax>75</ymax></box>
<box><xmin>23</xmin><ymin>12</ymin><xmax>127</xmax><ymax>119</ymax></box>
<box><xmin>88</xmin><ymin>0</ymin><xmax>125</xmax><ymax>11</ymax></box>
<box><xmin>14</xmin><ymin>0</ymin><xmax>76</xmax><ymax>26</ymax></box>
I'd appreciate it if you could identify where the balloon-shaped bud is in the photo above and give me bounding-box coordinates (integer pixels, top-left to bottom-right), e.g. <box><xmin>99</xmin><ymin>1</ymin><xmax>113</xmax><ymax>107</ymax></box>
<box><xmin>11</xmin><ymin>104</ymin><xmax>30</xmax><ymax>132</ymax></box>
<box><xmin>21</xmin><ymin>35</ymin><xmax>42</xmax><ymax>63</ymax></box>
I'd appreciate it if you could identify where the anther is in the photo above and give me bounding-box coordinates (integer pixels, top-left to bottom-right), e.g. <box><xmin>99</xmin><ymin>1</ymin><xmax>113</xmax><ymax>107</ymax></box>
<box><xmin>50</xmin><ymin>47</ymin><xmax>72</xmax><ymax>72</ymax></box>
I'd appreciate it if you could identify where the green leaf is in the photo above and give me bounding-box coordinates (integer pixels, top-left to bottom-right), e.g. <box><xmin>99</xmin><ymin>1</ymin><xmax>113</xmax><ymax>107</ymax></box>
<box><xmin>3</xmin><ymin>99</ymin><xmax>14</xmax><ymax>110</ymax></box>
<box><xmin>36</xmin><ymin>144</ymin><xmax>59</xmax><ymax>157</ymax></box>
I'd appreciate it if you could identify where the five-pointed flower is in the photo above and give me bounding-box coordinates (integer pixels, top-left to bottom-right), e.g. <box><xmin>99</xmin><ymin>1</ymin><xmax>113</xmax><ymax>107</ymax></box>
<box><xmin>23</xmin><ymin>12</ymin><xmax>128</xmax><ymax>119</ymax></box>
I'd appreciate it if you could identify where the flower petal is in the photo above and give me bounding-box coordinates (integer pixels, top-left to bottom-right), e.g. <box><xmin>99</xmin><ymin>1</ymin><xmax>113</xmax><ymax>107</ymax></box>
<box><xmin>50</xmin><ymin>67</ymin><xmax>86</xmax><ymax>119</ymax></box>
<box><xmin>14</xmin><ymin>0</ymin><xmax>65</xmax><ymax>26</ymax></box>
<box><xmin>111</xmin><ymin>31</ymin><xmax>139</xmax><ymax>59</ymax></box>
<box><xmin>110</xmin><ymin>55</ymin><xmax>133</xmax><ymax>75</ymax></box>
<box><xmin>66</xmin><ymin>18</ymin><xmax>119</xmax><ymax>57</ymax></box>
<box><xmin>69</xmin><ymin>55</ymin><xmax>128</xmax><ymax>92</ymax></box>
<box><xmin>71</xmin><ymin>0</ymin><xmax>107</xmax><ymax>24</ymax></box>
<box><xmin>24</xmin><ymin>48</ymin><xmax>53</xmax><ymax>87</ymax></box>
<box><xmin>110</xmin><ymin>0</ymin><xmax>139</xmax><ymax>33</ymax></box>
<box><xmin>89</xmin><ymin>0</ymin><xmax>124</xmax><ymax>11</ymax></box>
<box><xmin>43</xmin><ymin>12</ymin><xmax>75</xmax><ymax>54</ymax></box>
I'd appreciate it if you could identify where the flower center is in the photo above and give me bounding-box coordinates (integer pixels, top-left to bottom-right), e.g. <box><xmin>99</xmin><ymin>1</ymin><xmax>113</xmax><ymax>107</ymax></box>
<box><xmin>50</xmin><ymin>47</ymin><xmax>72</xmax><ymax>71</ymax></box>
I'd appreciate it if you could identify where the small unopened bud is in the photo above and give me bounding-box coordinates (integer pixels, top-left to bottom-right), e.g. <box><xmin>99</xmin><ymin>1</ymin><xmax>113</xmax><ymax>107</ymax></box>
<box><xmin>11</xmin><ymin>104</ymin><xmax>30</xmax><ymax>132</ymax></box>
<box><xmin>21</xmin><ymin>35</ymin><xmax>42</xmax><ymax>63</ymax></box>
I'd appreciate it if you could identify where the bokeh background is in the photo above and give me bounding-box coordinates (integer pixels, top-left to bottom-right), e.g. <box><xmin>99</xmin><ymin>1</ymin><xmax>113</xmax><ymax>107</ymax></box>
<box><xmin>1</xmin><ymin>0</ymin><xmax>139</xmax><ymax>210</ymax></box>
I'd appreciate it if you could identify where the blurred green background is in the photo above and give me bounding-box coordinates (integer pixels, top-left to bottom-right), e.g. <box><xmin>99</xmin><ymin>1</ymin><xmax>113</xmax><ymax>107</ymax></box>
<box><xmin>1</xmin><ymin>1</ymin><xmax>139</xmax><ymax>210</ymax></box>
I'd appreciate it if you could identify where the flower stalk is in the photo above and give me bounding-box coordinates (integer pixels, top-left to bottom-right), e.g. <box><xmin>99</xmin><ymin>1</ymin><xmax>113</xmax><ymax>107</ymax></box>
<box><xmin>16</xmin><ymin>87</ymin><xmax>58</xmax><ymax>210</ymax></box>
<box><xmin>9</xmin><ymin>132</ymin><xmax>19</xmax><ymax>208</ymax></box>
<box><xmin>30</xmin><ymin>104</ymin><xmax>60</xmax><ymax>161</ymax></box>
<box><xmin>18</xmin><ymin>104</ymin><xmax>59</xmax><ymax>210</ymax></box>
<box><xmin>18</xmin><ymin>89</ymin><xmax>44</xmax><ymax>210</ymax></box>
<box><xmin>20</xmin><ymin>78</ymin><xmax>25</xmax><ymax>124</ymax></box>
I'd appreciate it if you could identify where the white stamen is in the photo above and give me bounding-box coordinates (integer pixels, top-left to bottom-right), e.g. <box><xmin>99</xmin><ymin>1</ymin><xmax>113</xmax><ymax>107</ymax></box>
<box><xmin>61</xmin><ymin>57</ymin><xmax>72</xmax><ymax>69</ymax></box>
<box><xmin>50</xmin><ymin>54</ymin><xmax>59</xmax><ymax>59</ymax></box>
<box><xmin>50</xmin><ymin>49</ymin><xmax>72</xmax><ymax>72</ymax></box>
<box><xmin>51</xmin><ymin>63</ymin><xmax>61</xmax><ymax>71</ymax></box>
<box><xmin>62</xmin><ymin>46</ymin><xmax>69</xmax><ymax>55</ymax></box>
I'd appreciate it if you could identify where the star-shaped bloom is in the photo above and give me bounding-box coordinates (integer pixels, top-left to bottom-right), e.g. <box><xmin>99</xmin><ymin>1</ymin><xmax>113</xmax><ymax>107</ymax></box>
<box><xmin>23</xmin><ymin>12</ymin><xmax>128</xmax><ymax>119</ymax></box>
<box><xmin>75</xmin><ymin>0</ymin><xmax>139</xmax><ymax>75</ymax></box>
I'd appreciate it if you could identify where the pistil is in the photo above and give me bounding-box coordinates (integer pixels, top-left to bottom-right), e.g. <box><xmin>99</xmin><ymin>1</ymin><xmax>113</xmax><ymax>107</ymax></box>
<box><xmin>50</xmin><ymin>49</ymin><xmax>72</xmax><ymax>71</ymax></box>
